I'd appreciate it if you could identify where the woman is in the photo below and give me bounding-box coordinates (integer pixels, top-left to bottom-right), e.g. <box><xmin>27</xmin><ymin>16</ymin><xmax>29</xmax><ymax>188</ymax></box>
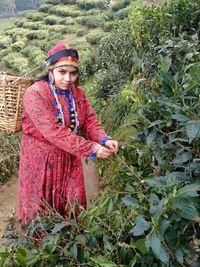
<box><xmin>18</xmin><ymin>43</ymin><xmax>118</xmax><ymax>224</ymax></box>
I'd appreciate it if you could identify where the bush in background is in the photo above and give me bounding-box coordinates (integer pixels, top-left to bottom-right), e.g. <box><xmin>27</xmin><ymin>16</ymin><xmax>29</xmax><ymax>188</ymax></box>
<box><xmin>0</xmin><ymin>133</ymin><xmax>20</xmax><ymax>184</ymax></box>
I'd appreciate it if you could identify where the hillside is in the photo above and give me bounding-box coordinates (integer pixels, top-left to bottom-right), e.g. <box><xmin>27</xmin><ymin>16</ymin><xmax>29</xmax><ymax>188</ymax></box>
<box><xmin>0</xmin><ymin>0</ymin><xmax>131</xmax><ymax>79</ymax></box>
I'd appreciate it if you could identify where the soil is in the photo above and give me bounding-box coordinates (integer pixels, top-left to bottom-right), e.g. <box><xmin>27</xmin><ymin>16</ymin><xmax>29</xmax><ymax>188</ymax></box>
<box><xmin>0</xmin><ymin>160</ymin><xmax>99</xmax><ymax>245</ymax></box>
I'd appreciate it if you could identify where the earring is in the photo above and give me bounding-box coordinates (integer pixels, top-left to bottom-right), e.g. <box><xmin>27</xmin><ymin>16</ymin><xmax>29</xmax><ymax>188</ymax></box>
<box><xmin>48</xmin><ymin>71</ymin><xmax>55</xmax><ymax>84</ymax></box>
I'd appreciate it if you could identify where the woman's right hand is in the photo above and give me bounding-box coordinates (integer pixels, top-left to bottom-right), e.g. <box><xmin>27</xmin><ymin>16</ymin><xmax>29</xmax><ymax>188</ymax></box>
<box><xmin>93</xmin><ymin>144</ymin><xmax>113</xmax><ymax>159</ymax></box>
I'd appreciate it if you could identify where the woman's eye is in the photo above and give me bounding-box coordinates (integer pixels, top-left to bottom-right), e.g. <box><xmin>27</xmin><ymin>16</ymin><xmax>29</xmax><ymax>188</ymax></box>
<box><xmin>71</xmin><ymin>71</ymin><xmax>78</xmax><ymax>76</ymax></box>
<box><xmin>59</xmin><ymin>70</ymin><xmax>65</xmax><ymax>74</ymax></box>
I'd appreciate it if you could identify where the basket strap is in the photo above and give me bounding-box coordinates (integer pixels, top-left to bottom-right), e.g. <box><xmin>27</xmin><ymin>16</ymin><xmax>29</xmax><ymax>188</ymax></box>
<box><xmin>14</xmin><ymin>83</ymin><xmax>22</xmax><ymax>132</ymax></box>
<box><xmin>2</xmin><ymin>75</ymin><xmax>8</xmax><ymax>118</ymax></box>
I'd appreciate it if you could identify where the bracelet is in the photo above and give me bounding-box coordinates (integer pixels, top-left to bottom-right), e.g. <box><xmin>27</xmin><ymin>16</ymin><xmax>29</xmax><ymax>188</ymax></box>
<box><xmin>94</xmin><ymin>144</ymin><xmax>102</xmax><ymax>153</ymax></box>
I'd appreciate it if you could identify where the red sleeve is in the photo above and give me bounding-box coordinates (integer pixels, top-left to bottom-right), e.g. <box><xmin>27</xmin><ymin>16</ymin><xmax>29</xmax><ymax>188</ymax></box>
<box><xmin>81</xmin><ymin>94</ymin><xmax>107</xmax><ymax>143</ymax></box>
<box><xmin>23</xmin><ymin>86</ymin><xmax>97</xmax><ymax>158</ymax></box>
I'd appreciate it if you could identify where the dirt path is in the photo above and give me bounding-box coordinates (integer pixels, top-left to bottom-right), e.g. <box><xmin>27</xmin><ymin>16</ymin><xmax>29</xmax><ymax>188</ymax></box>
<box><xmin>0</xmin><ymin>160</ymin><xmax>99</xmax><ymax>244</ymax></box>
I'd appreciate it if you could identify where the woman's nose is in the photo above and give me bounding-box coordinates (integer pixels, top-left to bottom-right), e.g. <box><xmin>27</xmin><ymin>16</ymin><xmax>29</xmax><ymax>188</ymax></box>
<box><xmin>64</xmin><ymin>73</ymin><xmax>71</xmax><ymax>81</ymax></box>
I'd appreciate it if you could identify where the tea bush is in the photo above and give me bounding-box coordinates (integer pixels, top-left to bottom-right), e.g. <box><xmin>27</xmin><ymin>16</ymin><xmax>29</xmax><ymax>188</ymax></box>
<box><xmin>0</xmin><ymin>35</ymin><xmax>12</xmax><ymax>49</ymax></box>
<box><xmin>79</xmin><ymin>48</ymin><xmax>96</xmax><ymax>81</ymax></box>
<box><xmin>11</xmin><ymin>40</ymin><xmax>25</xmax><ymax>52</ymax></box>
<box><xmin>93</xmin><ymin>19</ymin><xmax>134</xmax><ymax>100</ymax></box>
<box><xmin>25</xmin><ymin>11</ymin><xmax>46</xmax><ymax>22</ymax></box>
<box><xmin>44</xmin><ymin>15</ymin><xmax>62</xmax><ymax>25</ymax></box>
<box><xmin>111</xmin><ymin>0</ymin><xmax>132</xmax><ymax>11</ymax></box>
<box><xmin>77</xmin><ymin>0</ymin><xmax>110</xmax><ymax>10</ymax></box>
<box><xmin>38</xmin><ymin>4</ymin><xmax>53</xmax><ymax>13</ymax></box>
<box><xmin>102</xmin><ymin>21</ymin><xmax>115</xmax><ymax>32</ymax></box>
<box><xmin>26</xmin><ymin>29</ymin><xmax>49</xmax><ymax>40</ymax></box>
<box><xmin>0</xmin><ymin>133</ymin><xmax>20</xmax><ymax>184</ymax></box>
<box><xmin>58</xmin><ymin>16</ymin><xmax>75</xmax><ymax>25</ymax></box>
<box><xmin>4</xmin><ymin>28</ymin><xmax>29</xmax><ymax>42</ymax></box>
<box><xmin>50</xmin><ymin>5</ymin><xmax>81</xmax><ymax>17</ymax></box>
<box><xmin>86</xmin><ymin>31</ymin><xmax>105</xmax><ymax>45</ymax></box>
<box><xmin>45</xmin><ymin>0</ymin><xmax>61</xmax><ymax>4</ymax></box>
<box><xmin>14</xmin><ymin>19</ymin><xmax>27</xmax><ymax>28</ymax></box>
<box><xmin>3</xmin><ymin>52</ymin><xmax>29</xmax><ymax>74</ymax></box>
<box><xmin>76</xmin><ymin>15</ymin><xmax>104</xmax><ymax>28</ymax></box>
<box><xmin>61</xmin><ymin>0</ymin><xmax>77</xmax><ymax>4</ymax></box>
<box><xmin>76</xmin><ymin>28</ymin><xmax>87</xmax><ymax>37</ymax></box>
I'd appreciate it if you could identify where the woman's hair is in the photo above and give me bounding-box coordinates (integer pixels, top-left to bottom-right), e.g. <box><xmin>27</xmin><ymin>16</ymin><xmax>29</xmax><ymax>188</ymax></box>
<box><xmin>32</xmin><ymin>69</ymin><xmax>80</xmax><ymax>86</ymax></box>
<box><xmin>32</xmin><ymin>73</ymin><xmax>49</xmax><ymax>84</ymax></box>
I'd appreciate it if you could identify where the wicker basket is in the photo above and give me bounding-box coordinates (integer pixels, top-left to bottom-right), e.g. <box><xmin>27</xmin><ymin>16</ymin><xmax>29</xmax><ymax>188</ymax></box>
<box><xmin>0</xmin><ymin>74</ymin><xmax>32</xmax><ymax>133</ymax></box>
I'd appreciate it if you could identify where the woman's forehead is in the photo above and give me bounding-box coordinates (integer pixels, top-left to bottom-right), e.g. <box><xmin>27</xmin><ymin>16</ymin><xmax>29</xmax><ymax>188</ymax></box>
<box><xmin>55</xmin><ymin>65</ymin><xmax>78</xmax><ymax>72</ymax></box>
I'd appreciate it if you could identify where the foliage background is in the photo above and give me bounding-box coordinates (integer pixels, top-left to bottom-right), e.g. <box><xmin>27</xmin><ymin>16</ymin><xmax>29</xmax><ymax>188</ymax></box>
<box><xmin>0</xmin><ymin>0</ymin><xmax>200</xmax><ymax>266</ymax></box>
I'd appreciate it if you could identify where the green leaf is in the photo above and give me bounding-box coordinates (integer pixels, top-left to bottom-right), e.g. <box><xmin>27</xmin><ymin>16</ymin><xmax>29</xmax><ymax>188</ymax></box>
<box><xmin>90</xmin><ymin>256</ymin><xmax>117</xmax><ymax>266</ymax></box>
<box><xmin>75</xmin><ymin>235</ymin><xmax>86</xmax><ymax>246</ymax></box>
<box><xmin>172</xmin><ymin>151</ymin><xmax>192</xmax><ymax>164</ymax></box>
<box><xmin>170</xmin><ymin>172</ymin><xmax>189</xmax><ymax>181</ymax></box>
<box><xmin>107</xmin><ymin>199</ymin><xmax>113</xmax><ymax>213</ymax></box>
<box><xmin>159</xmin><ymin>219</ymin><xmax>171</xmax><ymax>235</ymax></box>
<box><xmin>173</xmin><ymin>198</ymin><xmax>199</xmax><ymax>220</ymax></box>
<box><xmin>135</xmin><ymin>239</ymin><xmax>149</xmax><ymax>254</ymax></box>
<box><xmin>176</xmin><ymin>183</ymin><xmax>200</xmax><ymax>198</ymax></box>
<box><xmin>129</xmin><ymin>216</ymin><xmax>151</xmax><ymax>236</ymax></box>
<box><xmin>125</xmin><ymin>184</ymin><xmax>135</xmax><ymax>192</ymax></box>
<box><xmin>171</xmin><ymin>113</ymin><xmax>188</xmax><ymax>123</ymax></box>
<box><xmin>148</xmin><ymin>120</ymin><xmax>163</xmax><ymax>128</ymax></box>
<box><xmin>119</xmin><ymin>247</ymin><xmax>126</xmax><ymax>262</ymax></box>
<box><xmin>0</xmin><ymin>252</ymin><xmax>9</xmax><ymax>259</ymax></box>
<box><xmin>175</xmin><ymin>249</ymin><xmax>183</xmax><ymax>264</ymax></box>
<box><xmin>17</xmin><ymin>247</ymin><xmax>28</xmax><ymax>257</ymax></box>
<box><xmin>185</xmin><ymin>120</ymin><xmax>200</xmax><ymax>143</ymax></box>
<box><xmin>26</xmin><ymin>255</ymin><xmax>40</xmax><ymax>266</ymax></box>
<box><xmin>149</xmin><ymin>233</ymin><xmax>169</xmax><ymax>264</ymax></box>
<box><xmin>146</xmin><ymin>131</ymin><xmax>157</xmax><ymax>146</ymax></box>
<box><xmin>51</xmin><ymin>222</ymin><xmax>66</xmax><ymax>234</ymax></box>
<box><xmin>122</xmin><ymin>196</ymin><xmax>137</xmax><ymax>207</ymax></box>
<box><xmin>103</xmin><ymin>236</ymin><xmax>113</xmax><ymax>251</ymax></box>
<box><xmin>15</xmin><ymin>254</ymin><xmax>28</xmax><ymax>266</ymax></box>
<box><xmin>70</xmin><ymin>244</ymin><xmax>78</xmax><ymax>259</ymax></box>
<box><xmin>129</xmin><ymin>256</ymin><xmax>137</xmax><ymax>266</ymax></box>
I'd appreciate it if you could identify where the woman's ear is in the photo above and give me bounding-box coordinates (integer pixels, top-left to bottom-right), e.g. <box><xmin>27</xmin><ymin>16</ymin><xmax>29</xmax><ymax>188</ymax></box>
<box><xmin>48</xmin><ymin>71</ymin><xmax>55</xmax><ymax>84</ymax></box>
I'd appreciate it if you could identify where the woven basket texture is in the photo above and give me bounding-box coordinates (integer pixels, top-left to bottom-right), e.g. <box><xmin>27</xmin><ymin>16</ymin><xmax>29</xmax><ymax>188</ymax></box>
<box><xmin>0</xmin><ymin>74</ymin><xmax>32</xmax><ymax>133</ymax></box>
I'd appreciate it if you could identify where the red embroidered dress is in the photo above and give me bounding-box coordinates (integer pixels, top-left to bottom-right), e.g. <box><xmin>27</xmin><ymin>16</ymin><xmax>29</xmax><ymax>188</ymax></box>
<box><xmin>18</xmin><ymin>80</ymin><xmax>107</xmax><ymax>224</ymax></box>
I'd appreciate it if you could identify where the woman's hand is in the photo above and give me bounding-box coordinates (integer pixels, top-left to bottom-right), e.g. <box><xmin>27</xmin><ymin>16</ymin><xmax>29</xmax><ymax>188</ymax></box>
<box><xmin>93</xmin><ymin>144</ymin><xmax>113</xmax><ymax>159</ymax></box>
<box><xmin>104</xmin><ymin>140</ymin><xmax>119</xmax><ymax>155</ymax></box>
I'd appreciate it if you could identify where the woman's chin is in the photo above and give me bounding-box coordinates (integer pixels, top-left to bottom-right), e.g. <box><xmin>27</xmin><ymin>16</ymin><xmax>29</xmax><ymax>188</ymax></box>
<box><xmin>57</xmin><ymin>85</ymin><xmax>71</xmax><ymax>90</ymax></box>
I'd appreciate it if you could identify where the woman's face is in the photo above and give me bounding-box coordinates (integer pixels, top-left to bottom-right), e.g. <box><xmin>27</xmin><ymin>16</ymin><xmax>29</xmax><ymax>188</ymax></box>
<box><xmin>53</xmin><ymin>65</ymin><xmax>78</xmax><ymax>90</ymax></box>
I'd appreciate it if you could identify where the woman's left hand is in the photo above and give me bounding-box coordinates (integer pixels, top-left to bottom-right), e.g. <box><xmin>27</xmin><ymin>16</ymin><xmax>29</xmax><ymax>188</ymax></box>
<box><xmin>104</xmin><ymin>140</ymin><xmax>119</xmax><ymax>155</ymax></box>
